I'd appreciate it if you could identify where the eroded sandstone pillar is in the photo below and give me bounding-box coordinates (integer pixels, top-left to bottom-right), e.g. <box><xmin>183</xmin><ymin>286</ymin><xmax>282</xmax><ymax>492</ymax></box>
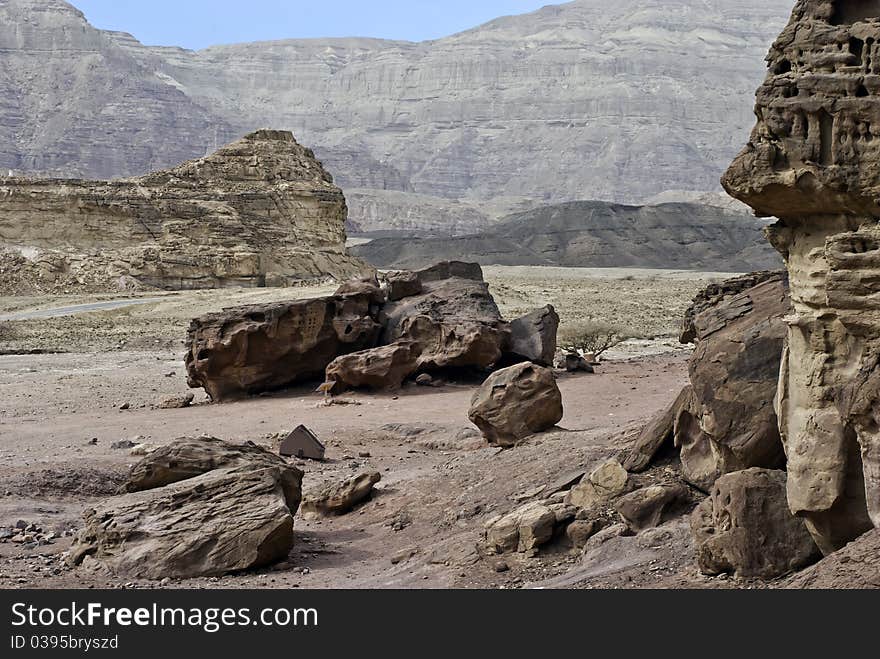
<box><xmin>723</xmin><ymin>0</ymin><xmax>880</xmax><ymax>553</ymax></box>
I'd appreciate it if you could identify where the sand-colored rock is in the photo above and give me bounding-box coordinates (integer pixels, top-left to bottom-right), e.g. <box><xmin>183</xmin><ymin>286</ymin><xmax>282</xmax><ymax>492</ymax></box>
<box><xmin>325</xmin><ymin>341</ymin><xmax>421</xmax><ymax>393</ymax></box>
<box><xmin>723</xmin><ymin>1</ymin><xmax>880</xmax><ymax>553</ymax></box>
<box><xmin>484</xmin><ymin>502</ymin><xmax>558</xmax><ymax>554</ymax></box>
<box><xmin>468</xmin><ymin>363</ymin><xmax>563</xmax><ymax>447</ymax></box>
<box><xmin>0</xmin><ymin>130</ymin><xmax>371</xmax><ymax>292</ymax></box>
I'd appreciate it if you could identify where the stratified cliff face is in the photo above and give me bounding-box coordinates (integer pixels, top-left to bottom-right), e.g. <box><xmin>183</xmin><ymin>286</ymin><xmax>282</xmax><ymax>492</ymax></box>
<box><xmin>0</xmin><ymin>0</ymin><xmax>236</xmax><ymax>179</ymax></box>
<box><xmin>0</xmin><ymin>130</ymin><xmax>371</xmax><ymax>291</ymax></box>
<box><xmin>0</xmin><ymin>0</ymin><xmax>793</xmax><ymax>234</ymax></box>
<box><xmin>723</xmin><ymin>0</ymin><xmax>880</xmax><ymax>555</ymax></box>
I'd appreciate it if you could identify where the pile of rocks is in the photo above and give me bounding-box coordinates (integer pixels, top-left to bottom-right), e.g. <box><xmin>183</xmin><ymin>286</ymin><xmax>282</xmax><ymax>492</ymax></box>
<box><xmin>186</xmin><ymin>261</ymin><xmax>562</xmax><ymax>402</ymax></box>
<box><xmin>68</xmin><ymin>437</ymin><xmax>304</xmax><ymax>579</ymax></box>
<box><xmin>483</xmin><ymin>458</ymin><xmax>691</xmax><ymax>557</ymax></box>
<box><xmin>617</xmin><ymin>271</ymin><xmax>825</xmax><ymax>578</ymax></box>
<box><xmin>1</xmin><ymin>521</ymin><xmax>67</xmax><ymax>549</ymax></box>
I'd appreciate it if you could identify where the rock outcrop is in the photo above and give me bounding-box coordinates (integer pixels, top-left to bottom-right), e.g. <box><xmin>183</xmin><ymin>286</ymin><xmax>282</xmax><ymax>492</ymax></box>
<box><xmin>675</xmin><ymin>271</ymin><xmax>789</xmax><ymax>491</ymax></box>
<box><xmin>723</xmin><ymin>0</ymin><xmax>880</xmax><ymax>553</ymax></box>
<box><xmin>468</xmin><ymin>363</ymin><xmax>563</xmax><ymax>447</ymax></box>
<box><xmin>0</xmin><ymin>130</ymin><xmax>371</xmax><ymax>292</ymax></box>
<box><xmin>624</xmin><ymin>273</ymin><xmax>789</xmax><ymax>490</ymax></box>
<box><xmin>68</xmin><ymin>437</ymin><xmax>303</xmax><ymax>578</ymax></box>
<box><xmin>691</xmin><ymin>468</ymin><xmax>819</xmax><ymax>578</ymax></box>
<box><xmin>186</xmin><ymin>293</ymin><xmax>382</xmax><ymax>401</ymax></box>
<box><xmin>187</xmin><ymin>261</ymin><xmax>556</xmax><ymax>400</ymax></box>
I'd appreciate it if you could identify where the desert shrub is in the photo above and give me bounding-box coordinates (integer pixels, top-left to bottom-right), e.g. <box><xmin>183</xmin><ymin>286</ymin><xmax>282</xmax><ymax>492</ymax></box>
<box><xmin>558</xmin><ymin>321</ymin><xmax>640</xmax><ymax>358</ymax></box>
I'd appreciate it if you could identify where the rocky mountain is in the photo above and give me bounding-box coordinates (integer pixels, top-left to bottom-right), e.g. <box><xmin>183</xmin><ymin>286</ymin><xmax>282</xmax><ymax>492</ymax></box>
<box><xmin>352</xmin><ymin>201</ymin><xmax>782</xmax><ymax>272</ymax></box>
<box><xmin>0</xmin><ymin>130</ymin><xmax>370</xmax><ymax>292</ymax></box>
<box><xmin>0</xmin><ymin>0</ymin><xmax>795</xmax><ymax>235</ymax></box>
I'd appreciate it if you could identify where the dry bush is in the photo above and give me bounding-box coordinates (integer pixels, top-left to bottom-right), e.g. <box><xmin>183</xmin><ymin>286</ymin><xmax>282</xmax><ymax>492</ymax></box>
<box><xmin>558</xmin><ymin>321</ymin><xmax>641</xmax><ymax>358</ymax></box>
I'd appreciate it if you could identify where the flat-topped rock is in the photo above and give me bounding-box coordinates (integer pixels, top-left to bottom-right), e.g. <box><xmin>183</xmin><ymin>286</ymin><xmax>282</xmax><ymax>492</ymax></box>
<box><xmin>0</xmin><ymin>130</ymin><xmax>372</xmax><ymax>292</ymax></box>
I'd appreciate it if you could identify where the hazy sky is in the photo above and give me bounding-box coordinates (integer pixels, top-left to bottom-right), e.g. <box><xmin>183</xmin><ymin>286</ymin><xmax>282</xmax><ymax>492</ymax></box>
<box><xmin>69</xmin><ymin>1</ymin><xmax>554</xmax><ymax>49</ymax></box>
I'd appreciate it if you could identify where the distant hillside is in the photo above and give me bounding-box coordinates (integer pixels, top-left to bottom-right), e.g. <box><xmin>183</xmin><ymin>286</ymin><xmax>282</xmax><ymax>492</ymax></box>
<box><xmin>351</xmin><ymin>201</ymin><xmax>782</xmax><ymax>272</ymax></box>
<box><xmin>0</xmin><ymin>0</ymin><xmax>794</xmax><ymax>236</ymax></box>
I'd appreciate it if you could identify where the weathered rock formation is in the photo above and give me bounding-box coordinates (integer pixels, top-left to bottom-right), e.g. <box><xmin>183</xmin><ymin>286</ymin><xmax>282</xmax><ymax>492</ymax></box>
<box><xmin>379</xmin><ymin>262</ymin><xmax>510</xmax><ymax>373</ymax></box>
<box><xmin>691</xmin><ymin>468</ymin><xmax>819</xmax><ymax>578</ymax></box>
<box><xmin>675</xmin><ymin>271</ymin><xmax>790</xmax><ymax>491</ymax></box>
<box><xmin>187</xmin><ymin>261</ymin><xmax>552</xmax><ymax>401</ymax></box>
<box><xmin>68</xmin><ymin>437</ymin><xmax>303</xmax><ymax>578</ymax></box>
<box><xmin>623</xmin><ymin>272</ymin><xmax>790</xmax><ymax>491</ymax></box>
<box><xmin>468</xmin><ymin>363</ymin><xmax>564</xmax><ymax>447</ymax></box>
<box><xmin>0</xmin><ymin>130</ymin><xmax>370</xmax><ymax>292</ymax></box>
<box><xmin>506</xmin><ymin>306</ymin><xmax>559</xmax><ymax>367</ymax></box>
<box><xmin>186</xmin><ymin>292</ymin><xmax>382</xmax><ymax>401</ymax></box>
<box><xmin>723</xmin><ymin>0</ymin><xmax>880</xmax><ymax>553</ymax></box>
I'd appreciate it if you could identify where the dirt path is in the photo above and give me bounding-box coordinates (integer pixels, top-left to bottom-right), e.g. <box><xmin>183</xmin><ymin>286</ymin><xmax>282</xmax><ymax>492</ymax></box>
<box><xmin>0</xmin><ymin>349</ymin><xmax>722</xmax><ymax>590</ymax></box>
<box><xmin>0</xmin><ymin>298</ymin><xmax>167</xmax><ymax>321</ymax></box>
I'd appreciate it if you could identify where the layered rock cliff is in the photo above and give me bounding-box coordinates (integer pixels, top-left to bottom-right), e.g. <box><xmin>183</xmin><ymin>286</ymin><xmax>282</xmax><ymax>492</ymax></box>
<box><xmin>0</xmin><ymin>130</ymin><xmax>371</xmax><ymax>291</ymax></box>
<box><xmin>0</xmin><ymin>0</ymin><xmax>794</xmax><ymax>234</ymax></box>
<box><xmin>723</xmin><ymin>0</ymin><xmax>880</xmax><ymax>554</ymax></box>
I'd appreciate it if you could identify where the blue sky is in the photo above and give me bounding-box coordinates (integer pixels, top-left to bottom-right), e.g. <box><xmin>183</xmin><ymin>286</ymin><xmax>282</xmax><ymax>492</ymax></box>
<box><xmin>69</xmin><ymin>1</ymin><xmax>555</xmax><ymax>49</ymax></box>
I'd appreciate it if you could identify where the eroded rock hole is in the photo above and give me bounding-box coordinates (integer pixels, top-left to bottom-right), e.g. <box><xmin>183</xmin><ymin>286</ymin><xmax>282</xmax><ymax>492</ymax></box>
<box><xmin>831</xmin><ymin>0</ymin><xmax>880</xmax><ymax>25</ymax></box>
<box><xmin>819</xmin><ymin>109</ymin><xmax>834</xmax><ymax>166</ymax></box>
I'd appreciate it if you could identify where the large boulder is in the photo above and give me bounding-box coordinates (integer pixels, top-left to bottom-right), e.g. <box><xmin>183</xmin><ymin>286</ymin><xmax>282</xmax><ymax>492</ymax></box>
<box><xmin>675</xmin><ymin>272</ymin><xmax>789</xmax><ymax>491</ymax></box>
<box><xmin>325</xmin><ymin>341</ymin><xmax>421</xmax><ymax>393</ymax></box>
<box><xmin>505</xmin><ymin>305</ymin><xmax>559</xmax><ymax>366</ymax></box>
<box><xmin>68</xmin><ymin>438</ymin><xmax>303</xmax><ymax>579</ymax></box>
<box><xmin>691</xmin><ymin>468</ymin><xmax>819</xmax><ymax>579</ymax></box>
<box><xmin>186</xmin><ymin>293</ymin><xmax>382</xmax><ymax>401</ymax></box>
<box><xmin>380</xmin><ymin>262</ymin><xmax>510</xmax><ymax>372</ymax></box>
<box><xmin>468</xmin><ymin>362</ymin><xmax>563</xmax><ymax>447</ymax></box>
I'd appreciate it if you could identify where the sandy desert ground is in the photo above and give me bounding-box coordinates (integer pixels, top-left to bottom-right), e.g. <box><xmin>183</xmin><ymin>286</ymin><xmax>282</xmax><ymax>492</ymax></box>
<box><xmin>0</xmin><ymin>266</ymin><xmax>773</xmax><ymax>590</ymax></box>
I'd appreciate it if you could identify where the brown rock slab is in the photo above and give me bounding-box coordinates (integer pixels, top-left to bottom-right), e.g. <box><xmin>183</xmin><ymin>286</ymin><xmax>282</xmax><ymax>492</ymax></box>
<box><xmin>325</xmin><ymin>341</ymin><xmax>421</xmax><ymax>393</ymax></box>
<box><xmin>186</xmin><ymin>293</ymin><xmax>381</xmax><ymax>401</ymax></box>
<box><xmin>675</xmin><ymin>273</ymin><xmax>789</xmax><ymax>491</ymax></box>
<box><xmin>616</xmin><ymin>484</ymin><xmax>690</xmax><ymax>531</ymax></box>
<box><xmin>621</xmin><ymin>385</ymin><xmax>692</xmax><ymax>473</ymax></box>
<box><xmin>505</xmin><ymin>305</ymin><xmax>559</xmax><ymax>366</ymax></box>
